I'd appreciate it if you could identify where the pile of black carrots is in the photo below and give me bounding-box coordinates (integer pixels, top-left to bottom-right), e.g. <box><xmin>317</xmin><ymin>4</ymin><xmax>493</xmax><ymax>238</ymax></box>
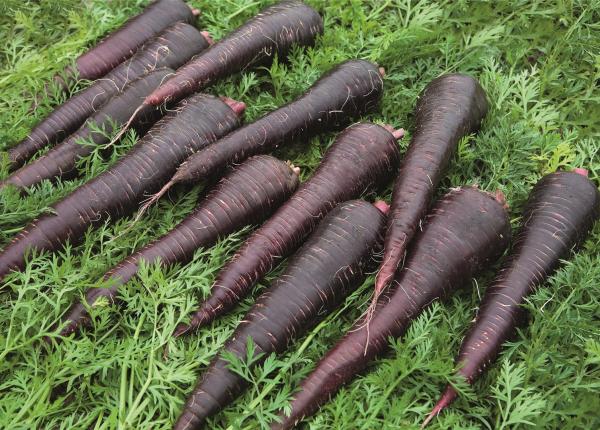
<box><xmin>1</xmin><ymin>1</ymin><xmax>599</xmax><ymax>429</ymax></box>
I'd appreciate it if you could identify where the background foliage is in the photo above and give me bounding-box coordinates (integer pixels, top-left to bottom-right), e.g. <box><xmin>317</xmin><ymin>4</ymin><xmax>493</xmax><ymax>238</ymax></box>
<box><xmin>1</xmin><ymin>0</ymin><xmax>599</xmax><ymax>429</ymax></box>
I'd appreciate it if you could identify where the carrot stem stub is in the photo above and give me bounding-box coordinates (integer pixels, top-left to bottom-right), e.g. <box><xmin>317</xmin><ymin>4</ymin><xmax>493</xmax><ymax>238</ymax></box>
<box><xmin>423</xmin><ymin>170</ymin><xmax>600</xmax><ymax>427</ymax></box>
<box><xmin>174</xmin><ymin>200</ymin><xmax>388</xmax><ymax>430</ymax></box>
<box><xmin>271</xmin><ymin>186</ymin><xmax>511</xmax><ymax>430</ymax></box>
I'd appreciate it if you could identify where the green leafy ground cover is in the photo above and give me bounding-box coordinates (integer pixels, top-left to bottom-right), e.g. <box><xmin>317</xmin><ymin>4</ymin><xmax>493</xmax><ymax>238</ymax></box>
<box><xmin>1</xmin><ymin>0</ymin><xmax>599</xmax><ymax>428</ymax></box>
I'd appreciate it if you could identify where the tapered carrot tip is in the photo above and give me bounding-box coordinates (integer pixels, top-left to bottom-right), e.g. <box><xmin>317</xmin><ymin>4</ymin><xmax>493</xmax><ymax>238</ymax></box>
<box><xmin>200</xmin><ymin>31</ymin><xmax>214</xmax><ymax>45</ymax></box>
<box><xmin>173</xmin><ymin>322</ymin><xmax>192</xmax><ymax>338</ymax></box>
<box><xmin>174</xmin><ymin>409</ymin><xmax>202</xmax><ymax>430</ymax></box>
<box><xmin>421</xmin><ymin>385</ymin><xmax>458</xmax><ymax>429</ymax></box>
<box><xmin>220</xmin><ymin>96</ymin><xmax>246</xmax><ymax>116</ymax></box>
<box><xmin>573</xmin><ymin>168</ymin><xmax>589</xmax><ymax>177</ymax></box>
<box><xmin>374</xmin><ymin>200</ymin><xmax>390</xmax><ymax>214</ymax></box>
<box><xmin>379</xmin><ymin>67</ymin><xmax>386</xmax><ymax>77</ymax></box>
<box><xmin>191</xmin><ymin>8</ymin><xmax>201</xmax><ymax>17</ymax></box>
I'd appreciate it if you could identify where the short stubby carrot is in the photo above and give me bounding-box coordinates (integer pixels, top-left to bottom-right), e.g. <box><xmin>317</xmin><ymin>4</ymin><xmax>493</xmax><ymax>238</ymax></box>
<box><xmin>174</xmin><ymin>199</ymin><xmax>388</xmax><ymax>430</ymax></box>
<box><xmin>56</xmin><ymin>155</ymin><xmax>299</xmax><ymax>338</ymax></box>
<box><xmin>422</xmin><ymin>170</ymin><xmax>600</xmax><ymax>427</ymax></box>
<box><xmin>173</xmin><ymin>122</ymin><xmax>402</xmax><ymax>337</ymax></box>
<box><xmin>271</xmin><ymin>186</ymin><xmax>511</xmax><ymax>430</ymax></box>
<box><xmin>0</xmin><ymin>94</ymin><xmax>242</xmax><ymax>283</ymax></box>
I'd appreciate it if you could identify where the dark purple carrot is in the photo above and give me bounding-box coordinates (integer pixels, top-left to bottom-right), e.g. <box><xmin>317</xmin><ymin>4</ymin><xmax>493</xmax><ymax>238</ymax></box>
<box><xmin>145</xmin><ymin>0</ymin><xmax>323</xmax><ymax>106</ymax></box>
<box><xmin>373</xmin><ymin>74</ymin><xmax>489</xmax><ymax>306</ymax></box>
<box><xmin>271</xmin><ymin>186</ymin><xmax>511</xmax><ymax>430</ymax></box>
<box><xmin>140</xmin><ymin>59</ymin><xmax>386</xmax><ymax>213</ymax></box>
<box><xmin>0</xmin><ymin>94</ymin><xmax>243</xmax><ymax>283</ymax></box>
<box><xmin>9</xmin><ymin>23</ymin><xmax>211</xmax><ymax>170</ymax></box>
<box><xmin>1</xmin><ymin>68</ymin><xmax>171</xmax><ymax>191</ymax></box>
<box><xmin>173</xmin><ymin>122</ymin><xmax>402</xmax><ymax>337</ymax></box>
<box><xmin>55</xmin><ymin>155</ymin><xmax>299</xmax><ymax>338</ymax></box>
<box><xmin>423</xmin><ymin>170</ymin><xmax>600</xmax><ymax>427</ymax></box>
<box><xmin>174</xmin><ymin>199</ymin><xmax>388</xmax><ymax>430</ymax></box>
<box><xmin>66</xmin><ymin>0</ymin><xmax>197</xmax><ymax>83</ymax></box>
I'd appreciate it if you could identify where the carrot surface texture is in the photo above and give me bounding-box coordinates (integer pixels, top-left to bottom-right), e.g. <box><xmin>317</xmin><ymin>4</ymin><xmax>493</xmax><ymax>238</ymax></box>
<box><xmin>0</xmin><ymin>94</ymin><xmax>243</xmax><ymax>283</ymax></box>
<box><xmin>173</xmin><ymin>122</ymin><xmax>402</xmax><ymax>337</ymax></box>
<box><xmin>145</xmin><ymin>0</ymin><xmax>323</xmax><ymax>106</ymax></box>
<box><xmin>71</xmin><ymin>0</ymin><xmax>197</xmax><ymax>82</ymax></box>
<box><xmin>374</xmin><ymin>73</ymin><xmax>489</xmax><ymax>306</ymax></box>
<box><xmin>9</xmin><ymin>23</ymin><xmax>211</xmax><ymax>170</ymax></box>
<box><xmin>143</xmin><ymin>59</ymin><xmax>386</xmax><ymax>214</ymax></box>
<box><xmin>271</xmin><ymin>186</ymin><xmax>511</xmax><ymax>430</ymax></box>
<box><xmin>1</xmin><ymin>69</ymin><xmax>171</xmax><ymax>191</ymax></box>
<box><xmin>174</xmin><ymin>199</ymin><xmax>388</xmax><ymax>430</ymax></box>
<box><xmin>423</xmin><ymin>170</ymin><xmax>600</xmax><ymax>427</ymax></box>
<box><xmin>55</xmin><ymin>155</ymin><xmax>299</xmax><ymax>339</ymax></box>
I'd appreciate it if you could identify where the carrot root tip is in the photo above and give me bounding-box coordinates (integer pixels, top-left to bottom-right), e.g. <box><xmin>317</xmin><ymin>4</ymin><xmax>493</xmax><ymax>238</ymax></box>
<box><xmin>422</xmin><ymin>385</ymin><xmax>458</xmax><ymax>429</ymax></box>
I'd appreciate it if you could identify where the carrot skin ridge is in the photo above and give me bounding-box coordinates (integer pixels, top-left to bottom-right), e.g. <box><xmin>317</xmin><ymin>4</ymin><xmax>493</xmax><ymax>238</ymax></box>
<box><xmin>174</xmin><ymin>200</ymin><xmax>387</xmax><ymax>430</ymax></box>
<box><xmin>425</xmin><ymin>171</ymin><xmax>600</xmax><ymax>425</ymax></box>
<box><xmin>2</xmin><ymin>69</ymin><xmax>172</xmax><ymax>191</ymax></box>
<box><xmin>272</xmin><ymin>186</ymin><xmax>511</xmax><ymax>430</ymax></box>
<box><xmin>375</xmin><ymin>73</ymin><xmax>489</xmax><ymax>297</ymax></box>
<box><xmin>0</xmin><ymin>94</ymin><xmax>241</xmax><ymax>283</ymax></box>
<box><xmin>74</xmin><ymin>0</ymin><xmax>197</xmax><ymax>81</ymax></box>
<box><xmin>169</xmin><ymin>59</ymin><xmax>385</xmax><ymax>190</ymax></box>
<box><xmin>57</xmin><ymin>155</ymin><xmax>299</xmax><ymax>338</ymax></box>
<box><xmin>9</xmin><ymin>23</ymin><xmax>210</xmax><ymax>170</ymax></box>
<box><xmin>173</xmin><ymin>122</ymin><xmax>401</xmax><ymax>337</ymax></box>
<box><xmin>145</xmin><ymin>0</ymin><xmax>324</xmax><ymax>105</ymax></box>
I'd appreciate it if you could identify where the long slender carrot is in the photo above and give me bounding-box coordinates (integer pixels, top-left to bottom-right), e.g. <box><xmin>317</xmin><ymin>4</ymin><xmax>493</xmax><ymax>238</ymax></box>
<box><xmin>173</xmin><ymin>122</ymin><xmax>402</xmax><ymax>337</ymax></box>
<box><xmin>0</xmin><ymin>94</ymin><xmax>243</xmax><ymax>283</ymax></box>
<box><xmin>9</xmin><ymin>23</ymin><xmax>211</xmax><ymax>170</ymax></box>
<box><xmin>271</xmin><ymin>186</ymin><xmax>511</xmax><ymax>430</ymax></box>
<box><xmin>145</xmin><ymin>0</ymin><xmax>323</xmax><ymax>106</ymax></box>
<box><xmin>55</xmin><ymin>155</ymin><xmax>299</xmax><ymax>338</ymax></box>
<box><xmin>174</xmin><ymin>199</ymin><xmax>388</xmax><ymax>430</ymax></box>
<box><xmin>2</xmin><ymin>68</ymin><xmax>171</xmax><ymax>190</ymax></box>
<box><xmin>373</xmin><ymin>74</ymin><xmax>489</xmax><ymax>306</ymax></box>
<box><xmin>140</xmin><ymin>59</ymin><xmax>385</xmax><ymax>216</ymax></box>
<box><xmin>422</xmin><ymin>170</ymin><xmax>600</xmax><ymax>427</ymax></box>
